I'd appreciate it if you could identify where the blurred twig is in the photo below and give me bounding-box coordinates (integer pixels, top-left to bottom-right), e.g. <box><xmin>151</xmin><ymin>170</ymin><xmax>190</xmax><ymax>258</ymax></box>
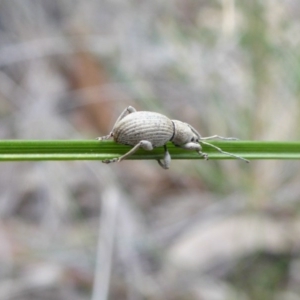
<box><xmin>91</xmin><ymin>186</ymin><xmax>119</xmax><ymax>300</ymax></box>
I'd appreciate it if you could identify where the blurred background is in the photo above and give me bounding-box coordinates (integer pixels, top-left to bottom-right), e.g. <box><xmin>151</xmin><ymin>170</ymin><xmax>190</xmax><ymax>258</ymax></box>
<box><xmin>1</xmin><ymin>1</ymin><xmax>300</xmax><ymax>299</ymax></box>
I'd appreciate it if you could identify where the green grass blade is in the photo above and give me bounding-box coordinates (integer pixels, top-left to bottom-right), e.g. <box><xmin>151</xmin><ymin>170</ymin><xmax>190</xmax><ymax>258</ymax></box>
<box><xmin>0</xmin><ymin>140</ymin><xmax>300</xmax><ymax>161</ymax></box>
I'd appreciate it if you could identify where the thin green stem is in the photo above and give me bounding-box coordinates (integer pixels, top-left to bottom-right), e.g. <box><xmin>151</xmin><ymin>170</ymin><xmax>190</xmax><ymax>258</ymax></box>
<box><xmin>0</xmin><ymin>140</ymin><xmax>299</xmax><ymax>161</ymax></box>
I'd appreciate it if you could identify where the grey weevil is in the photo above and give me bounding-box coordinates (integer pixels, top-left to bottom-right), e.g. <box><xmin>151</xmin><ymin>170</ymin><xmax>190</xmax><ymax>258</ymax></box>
<box><xmin>97</xmin><ymin>106</ymin><xmax>249</xmax><ymax>169</ymax></box>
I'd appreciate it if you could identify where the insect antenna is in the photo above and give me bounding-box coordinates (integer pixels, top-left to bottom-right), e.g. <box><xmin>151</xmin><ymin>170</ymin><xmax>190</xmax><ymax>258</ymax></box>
<box><xmin>200</xmin><ymin>141</ymin><xmax>249</xmax><ymax>163</ymax></box>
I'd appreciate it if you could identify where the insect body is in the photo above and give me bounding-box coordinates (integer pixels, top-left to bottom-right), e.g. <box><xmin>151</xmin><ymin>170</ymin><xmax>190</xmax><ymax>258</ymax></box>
<box><xmin>97</xmin><ymin>106</ymin><xmax>249</xmax><ymax>169</ymax></box>
<box><xmin>113</xmin><ymin>111</ymin><xmax>174</xmax><ymax>147</ymax></box>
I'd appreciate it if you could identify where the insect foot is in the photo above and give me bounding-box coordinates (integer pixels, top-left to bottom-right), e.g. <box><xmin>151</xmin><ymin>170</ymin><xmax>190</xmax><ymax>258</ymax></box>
<box><xmin>97</xmin><ymin>106</ymin><xmax>249</xmax><ymax>169</ymax></box>
<box><xmin>198</xmin><ymin>151</ymin><xmax>209</xmax><ymax>160</ymax></box>
<box><xmin>102</xmin><ymin>158</ymin><xmax>120</xmax><ymax>164</ymax></box>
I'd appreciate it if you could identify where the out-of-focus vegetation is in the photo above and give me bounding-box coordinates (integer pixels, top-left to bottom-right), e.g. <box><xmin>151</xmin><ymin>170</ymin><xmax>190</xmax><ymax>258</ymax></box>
<box><xmin>0</xmin><ymin>1</ymin><xmax>300</xmax><ymax>299</ymax></box>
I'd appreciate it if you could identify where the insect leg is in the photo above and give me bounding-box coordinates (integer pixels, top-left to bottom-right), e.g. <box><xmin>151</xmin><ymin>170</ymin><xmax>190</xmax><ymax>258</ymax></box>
<box><xmin>157</xmin><ymin>145</ymin><xmax>171</xmax><ymax>169</ymax></box>
<box><xmin>102</xmin><ymin>140</ymin><xmax>153</xmax><ymax>164</ymax></box>
<box><xmin>112</xmin><ymin>106</ymin><xmax>136</xmax><ymax>126</ymax></box>
<box><xmin>97</xmin><ymin>106</ymin><xmax>137</xmax><ymax>141</ymax></box>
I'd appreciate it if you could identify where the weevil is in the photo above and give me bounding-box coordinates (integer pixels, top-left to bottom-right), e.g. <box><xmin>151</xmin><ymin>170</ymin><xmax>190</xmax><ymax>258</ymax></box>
<box><xmin>97</xmin><ymin>106</ymin><xmax>249</xmax><ymax>169</ymax></box>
